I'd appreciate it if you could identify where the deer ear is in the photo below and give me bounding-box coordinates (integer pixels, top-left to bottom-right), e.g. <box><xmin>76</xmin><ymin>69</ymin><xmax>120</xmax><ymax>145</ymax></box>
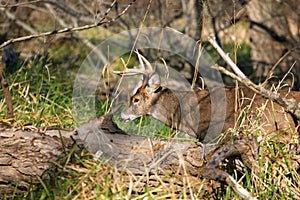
<box><xmin>147</xmin><ymin>72</ymin><xmax>161</xmax><ymax>93</ymax></box>
<box><xmin>148</xmin><ymin>72</ymin><xmax>160</xmax><ymax>87</ymax></box>
<box><xmin>132</xmin><ymin>77</ymin><xmax>144</xmax><ymax>95</ymax></box>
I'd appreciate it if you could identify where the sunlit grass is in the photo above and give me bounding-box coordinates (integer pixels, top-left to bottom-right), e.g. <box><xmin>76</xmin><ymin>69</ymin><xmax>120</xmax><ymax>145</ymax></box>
<box><xmin>0</xmin><ymin>54</ymin><xmax>74</xmax><ymax>128</ymax></box>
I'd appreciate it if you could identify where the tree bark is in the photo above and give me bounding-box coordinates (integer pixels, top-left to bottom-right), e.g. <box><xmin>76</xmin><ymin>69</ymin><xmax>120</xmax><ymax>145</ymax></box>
<box><xmin>2</xmin><ymin>108</ymin><xmax>297</xmax><ymax>199</ymax></box>
<box><xmin>0</xmin><ymin>126</ymin><xmax>77</xmax><ymax>194</ymax></box>
<box><xmin>0</xmin><ymin>115</ymin><xmax>212</xmax><ymax>195</ymax></box>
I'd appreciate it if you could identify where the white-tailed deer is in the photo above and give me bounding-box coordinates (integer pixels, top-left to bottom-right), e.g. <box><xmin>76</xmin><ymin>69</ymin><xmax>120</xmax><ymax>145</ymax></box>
<box><xmin>114</xmin><ymin>52</ymin><xmax>300</xmax><ymax>142</ymax></box>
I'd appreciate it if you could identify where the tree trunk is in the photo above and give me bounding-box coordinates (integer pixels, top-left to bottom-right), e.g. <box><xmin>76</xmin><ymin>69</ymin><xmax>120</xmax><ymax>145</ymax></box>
<box><xmin>246</xmin><ymin>0</ymin><xmax>300</xmax><ymax>88</ymax></box>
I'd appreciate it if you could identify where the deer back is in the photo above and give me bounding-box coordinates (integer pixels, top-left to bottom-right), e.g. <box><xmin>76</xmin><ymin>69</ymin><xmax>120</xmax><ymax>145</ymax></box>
<box><xmin>195</xmin><ymin>87</ymin><xmax>300</xmax><ymax>143</ymax></box>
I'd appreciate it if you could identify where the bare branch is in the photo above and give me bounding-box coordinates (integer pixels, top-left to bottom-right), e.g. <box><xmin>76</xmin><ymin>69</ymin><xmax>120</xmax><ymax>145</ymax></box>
<box><xmin>0</xmin><ymin>0</ymin><xmax>137</xmax><ymax>50</ymax></box>
<box><xmin>4</xmin><ymin>9</ymin><xmax>39</xmax><ymax>36</ymax></box>
<box><xmin>42</xmin><ymin>0</ymin><xmax>93</xmax><ymax>23</ymax></box>
<box><xmin>1</xmin><ymin>0</ymin><xmax>93</xmax><ymax>23</ymax></box>
<box><xmin>0</xmin><ymin>55</ymin><xmax>14</xmax><ymax>119</ymax></box>
<box><xmin>0</xmin><ymin>0</ymin><xmax>41</xmax><ymax>8</ymax></box>
<box><xmin>208</xmin><ymin>35</ymin><xmax>246</xmax><ymax>79</ymax></box>
<box><xmin>208</xmin><ymin>35</ymin><xmax>300</xmax><ymax>119</ymax></box>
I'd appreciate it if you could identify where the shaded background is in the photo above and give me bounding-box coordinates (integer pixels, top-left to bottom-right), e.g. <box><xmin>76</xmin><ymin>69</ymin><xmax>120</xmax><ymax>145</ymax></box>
<box><xmin>1</xmin><ymin>0</ymin><xmax>300</xmax><ymax>125</ymax></box>
<box><xmin>1</xmin><ymin>0</ymin><xmax>299</xmax><ymax>88</ymax></box>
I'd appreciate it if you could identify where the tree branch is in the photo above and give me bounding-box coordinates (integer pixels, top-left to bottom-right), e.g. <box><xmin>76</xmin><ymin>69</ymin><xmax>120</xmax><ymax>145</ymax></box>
<box><xmin>208</xmin><ymin>35</ymin><xmax>300</xmax><ymax>119</ymax></box>
<box><xmin>42</xmin><ymin>0</ymin><xmax>93</xmax><ymax>23</ymax></box>
<box><xmin>0</xmin><ymin>0</ymin><xmax>137</xmax><ymax>50</ymax></box>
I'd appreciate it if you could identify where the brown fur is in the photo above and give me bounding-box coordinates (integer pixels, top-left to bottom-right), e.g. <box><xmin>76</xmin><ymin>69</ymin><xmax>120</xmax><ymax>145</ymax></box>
<box><xmin>120</xmin><ymin>80</ymin><xmax>300</xmax><ymax>142</ymax></box>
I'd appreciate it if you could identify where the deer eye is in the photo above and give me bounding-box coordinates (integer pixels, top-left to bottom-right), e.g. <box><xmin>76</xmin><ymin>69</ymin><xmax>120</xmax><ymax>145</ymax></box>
<box><xmin>133</xmin><ymin>97</ymin><xmax>139</xmax><ymax>103</ymax></box>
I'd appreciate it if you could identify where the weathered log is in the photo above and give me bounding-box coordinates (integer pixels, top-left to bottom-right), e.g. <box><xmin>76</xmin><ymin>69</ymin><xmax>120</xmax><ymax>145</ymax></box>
<box><xmin>77</xmin><ymin>115</ymin><xmax>210</xmax><ymax>175</ymax></box>
<box><xmin>0</xmin><ymin>115</ymin><xmax>212</xmax><ymax>195</ymax></box>
<box><xmin>0</xmin><ymin>125</ymin><xmax>78</xmax><ymax>194</ymax></box>
<box><xmin>6</xmin><ymin>112</ymin><xmax>300</xmax><ymax>200</ymax></box>
<box><xmin>2</xmin><ymin>112</ymin><xmax>297</xmax><ymax>199</ymax></box>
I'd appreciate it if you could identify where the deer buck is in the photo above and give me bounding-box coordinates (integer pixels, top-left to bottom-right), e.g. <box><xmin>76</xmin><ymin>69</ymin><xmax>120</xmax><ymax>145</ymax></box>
<box><xmin>114</xmin><ymin>52</ymin><xmax>300</xmax><ymax>143</ymax></box>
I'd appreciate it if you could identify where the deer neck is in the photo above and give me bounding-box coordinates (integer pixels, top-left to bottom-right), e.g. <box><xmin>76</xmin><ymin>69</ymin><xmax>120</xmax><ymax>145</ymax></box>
<box><xmin>148</xmin><ymin>87</ymin><xmax>181</xmax><ymax>130</ymax></box>
<box><xmin>148</xmin><ymin>87</ymin><xmax>206</xmax><ymax>138</ymax></box>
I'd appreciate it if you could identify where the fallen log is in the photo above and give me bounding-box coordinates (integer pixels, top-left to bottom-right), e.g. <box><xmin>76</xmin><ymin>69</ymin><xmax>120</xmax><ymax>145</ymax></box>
<box><xmin>0</xmin><ymin>115</ymin><xmax>206</xmax><ymax>194</ymax></box>
<box><xmin>0</xmin><ymin>125</ymin><xmax>78</xmax><ymax>194</ymax></box>
<box><xmin>1</xmin><ymin>114</ymin><xmax>260</xmax><ymax>199</ymax></box>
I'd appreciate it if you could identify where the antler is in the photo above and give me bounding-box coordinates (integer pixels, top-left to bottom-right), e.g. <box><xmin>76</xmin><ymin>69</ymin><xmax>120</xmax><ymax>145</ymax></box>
<box><xmin>112</xmin><ymin>50</ymin><xmax>154</xmax><ymax>77</ymax></box>
<box><xmin>135</xmin><ymin>50</ymin><xmax>153</xmax><ymax>72</ymax></box>
<box><xmin>113</xmin><ymin>51</ymin><xmax>161</xmax><ymax>94</ymax></box>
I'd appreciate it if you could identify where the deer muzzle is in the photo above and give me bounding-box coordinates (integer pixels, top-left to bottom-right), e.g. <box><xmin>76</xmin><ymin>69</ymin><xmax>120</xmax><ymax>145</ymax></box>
<box><xmin>119</xmin><ymin>108</ymin><xmax>141</xmax><ymax>122</ymax></box>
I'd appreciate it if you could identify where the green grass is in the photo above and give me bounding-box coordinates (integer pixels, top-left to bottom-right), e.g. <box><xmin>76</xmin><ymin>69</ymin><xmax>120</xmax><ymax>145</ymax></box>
<box><xmin>0</xmin><ymin>54</ymin><xmax>74</xmax><ymax>128</ymax></box>
<box><xmin>113</xmin><ymin>114</ymin><xmax>176</xmax><ymax>138</ymax></box>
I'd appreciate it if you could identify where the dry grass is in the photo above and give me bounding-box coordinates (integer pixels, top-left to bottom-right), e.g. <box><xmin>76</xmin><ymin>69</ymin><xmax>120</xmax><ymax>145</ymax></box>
<box><xmin>49</xmin><ymin>119</ymin><xmax>298</xmax><ymax>200</ymax></box>
<box><xmin>53</xmin><ymin>151</ymin><xmax>225</xmax><ymax>200</ymax></box>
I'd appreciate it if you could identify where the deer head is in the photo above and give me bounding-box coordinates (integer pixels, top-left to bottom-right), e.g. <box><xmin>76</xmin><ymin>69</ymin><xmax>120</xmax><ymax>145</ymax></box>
<box><xmin>113</xmin><ymin>51</ymin><xmax>181</xmax><ymax>129</ymax></box>
<box><xmin>120</xmin><ymin>71</ymin><xmax>162</xmax><ymax>121</ymax></box>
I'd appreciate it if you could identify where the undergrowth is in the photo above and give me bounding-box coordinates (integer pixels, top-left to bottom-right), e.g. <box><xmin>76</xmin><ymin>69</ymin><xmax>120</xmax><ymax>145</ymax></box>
<box><xmin>0</xmin><ymin>50</ymin><xmax>299</xmax><ymax>200</ymax></box>
<box><xmin>0</xmin><ymin>54</ymin><xmax>74</xmax><ymax>128</ymax></box>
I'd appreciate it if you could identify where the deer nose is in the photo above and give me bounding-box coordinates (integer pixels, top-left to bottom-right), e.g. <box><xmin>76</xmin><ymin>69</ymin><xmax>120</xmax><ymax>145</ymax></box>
<box><xmin>119</xmin><ymin>111</ymin><xmax>140</xmax><ymax>122</ymax></box>
<box><xmin>118</xmin><ymin>115</ymin><xmax>129</xmax><ymax>122</ymax></box>
<box><xmin>119</xmin><ymin>111</ymin><xmax>131</xmax><ymax>122</ymax></box>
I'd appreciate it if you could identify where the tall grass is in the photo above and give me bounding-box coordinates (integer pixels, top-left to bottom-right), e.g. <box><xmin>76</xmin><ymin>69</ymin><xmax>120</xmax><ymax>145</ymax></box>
<box><xmin>0</xmin><ymin>54</ymin><xmax>74</xmax><ymax>128</ymax></box>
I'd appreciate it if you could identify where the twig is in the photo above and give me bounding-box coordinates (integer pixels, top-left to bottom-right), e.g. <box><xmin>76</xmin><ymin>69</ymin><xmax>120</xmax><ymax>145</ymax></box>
<box><xmin>0</xmin><ymin>56</ymin><xmax>14</xmax><ymax>119</ymax></box>
<box><xmin>1</xmin><ymin>0</ymin><xmax>93</xmax><ymax>23</ymax></box>
<box><xmin>0</xmin><ymin>0</ymin><xmax>137</xmax><ymax>50</ymax></box>
<box><xmin>208</xmin><ymin>35</ymin><xmax>246</xmax><ymax>79</ymax></box>
<box><xmin>208</xmin><ymin>35</ymin><xmax>300</xmax><ymax>119</ymax></box>
<box><xmin>226</xmin><ymin>175</ymin><xmax>257</xmax><ymax>200</ymax></box>
<box><xmin>0</xmin><ymin>0</ymin><xmax>41</xmax><ymax>8</ymax></box>
<box><xmin>42</xmin><ymin>0</ymin><xmax>92</xmax><ymax>23</ymax></box>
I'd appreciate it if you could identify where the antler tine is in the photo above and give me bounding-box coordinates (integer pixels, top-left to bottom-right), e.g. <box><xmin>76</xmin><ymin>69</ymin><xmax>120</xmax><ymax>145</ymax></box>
<box><xmin>134</xmin><ymin>50</ymin><xmax>153</xmax><ymax>72</ymax></box>
<box><xmin>135</xmin><ymin>50</ymin><xmax>146</xmax><ymax>70</ymax></box>
<box><xmin>112</xmin><ymin>68</ymin><xmax>147</xmax><ymax>76</ymax></box>
<box><xmin>111</xmin><ymin>54</ymin><xmax>147</xmax><ymax>76</ymax></box>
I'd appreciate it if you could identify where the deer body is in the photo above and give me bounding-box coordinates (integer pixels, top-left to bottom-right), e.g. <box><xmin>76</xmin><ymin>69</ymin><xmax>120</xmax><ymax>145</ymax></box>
<box><xmin>120</xmin><ymin>81</ymin><xmax>300</xmax><ymax>142</ymax></box>
<box><xmin>115</xmin><ymin>52</ymin><xmax>300</xmax><ymax>142</ymax></box>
